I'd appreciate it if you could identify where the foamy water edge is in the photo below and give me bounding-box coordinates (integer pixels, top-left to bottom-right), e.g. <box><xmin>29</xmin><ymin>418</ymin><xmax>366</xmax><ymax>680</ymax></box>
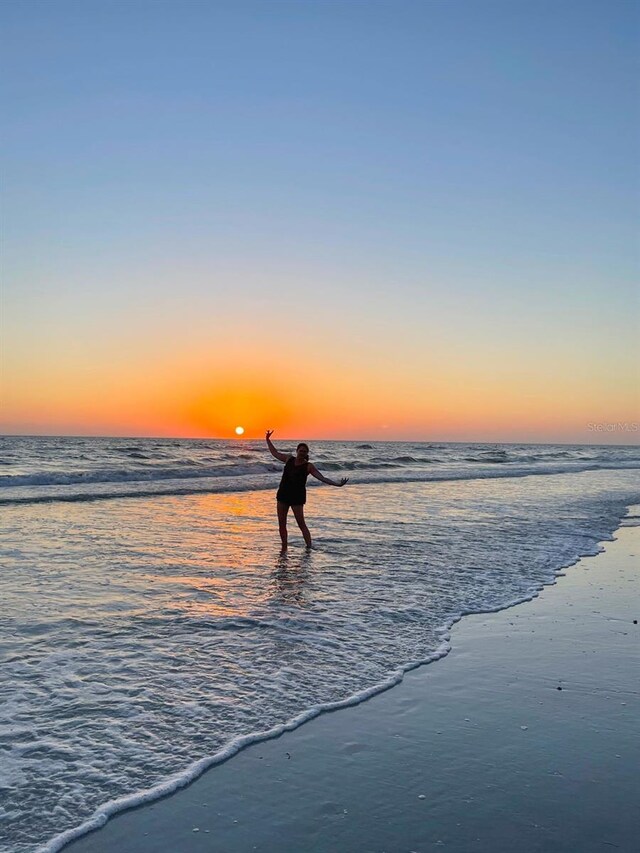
<box><xmin>38</xmin><ymin>506</ymin><xmax>633</xmax><ymax>853</ymax></box>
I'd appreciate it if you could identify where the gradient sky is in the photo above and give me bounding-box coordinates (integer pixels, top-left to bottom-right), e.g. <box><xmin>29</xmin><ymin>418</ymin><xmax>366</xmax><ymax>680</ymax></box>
<box><xmin>1</xmin><ymin>0</ymin><xmax>638</xmax><ymax>442</ymax></box>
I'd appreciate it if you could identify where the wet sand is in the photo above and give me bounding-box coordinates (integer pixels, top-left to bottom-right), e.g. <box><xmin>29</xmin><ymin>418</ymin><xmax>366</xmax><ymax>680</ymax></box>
<box><xmin>63</xmin><ymin>514</ymin><xmax>639</xmax><ymax>853</ymax></box>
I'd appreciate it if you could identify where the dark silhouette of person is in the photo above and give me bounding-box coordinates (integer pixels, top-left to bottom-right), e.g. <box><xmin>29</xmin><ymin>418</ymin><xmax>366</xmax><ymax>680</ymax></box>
<box><xmin>265</xmin><ymin>430</ymin><xmax>348</xmax><ymax>549</ymax></box>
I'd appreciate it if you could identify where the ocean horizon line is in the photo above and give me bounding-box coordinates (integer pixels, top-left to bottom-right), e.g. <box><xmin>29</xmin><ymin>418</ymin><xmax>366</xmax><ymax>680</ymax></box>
<box><xmin>1</xmin><ymin>432</ymin><xmax>639</xmax><ymax>448</ymax></box>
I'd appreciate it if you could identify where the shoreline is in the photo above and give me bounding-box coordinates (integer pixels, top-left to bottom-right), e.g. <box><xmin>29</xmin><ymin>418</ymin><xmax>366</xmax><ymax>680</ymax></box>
<box><xmin>51</xmin><ymin>507</ymin><xmax>640</xmax><ymax>853</ymax></box>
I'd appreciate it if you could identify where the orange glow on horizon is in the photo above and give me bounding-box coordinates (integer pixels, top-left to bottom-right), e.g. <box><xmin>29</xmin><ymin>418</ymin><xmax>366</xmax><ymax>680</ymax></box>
<box><xmin>1</xmin><ymin>347</ymin><xmax>638</xmax><ymax>443</ymax></box>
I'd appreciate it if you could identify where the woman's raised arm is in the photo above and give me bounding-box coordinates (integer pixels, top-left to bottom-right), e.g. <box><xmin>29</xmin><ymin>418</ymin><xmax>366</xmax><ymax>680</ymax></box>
<box><xmin>265</xmin><ymin>430</ymin><xmax>291</xmax><ymax>463</ymax></box>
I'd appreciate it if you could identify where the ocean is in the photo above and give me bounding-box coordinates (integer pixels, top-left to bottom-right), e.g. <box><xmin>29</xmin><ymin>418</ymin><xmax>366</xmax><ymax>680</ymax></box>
<box><xmin>1</xmin><ymin>436</ymin><xmax>639</xmax><ymax>853</ymax></box>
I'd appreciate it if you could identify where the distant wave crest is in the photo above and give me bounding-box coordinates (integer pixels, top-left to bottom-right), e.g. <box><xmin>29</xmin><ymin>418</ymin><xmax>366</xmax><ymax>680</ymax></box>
<box><xmin>1</xmin><ymin>460</ymin><xmax>639</xmax><ymax>506</ymax></box>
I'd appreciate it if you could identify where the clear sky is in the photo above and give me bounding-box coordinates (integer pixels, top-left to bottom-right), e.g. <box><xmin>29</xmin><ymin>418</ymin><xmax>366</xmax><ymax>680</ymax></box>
<box><xmin>1</xmin><ymin>0</ymin><xmax>638</xmax><ymax>442</ymax></box>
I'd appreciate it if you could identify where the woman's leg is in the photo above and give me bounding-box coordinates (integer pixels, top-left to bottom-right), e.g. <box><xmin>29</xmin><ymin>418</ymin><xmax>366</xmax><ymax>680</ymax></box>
<box><xmin>277</xmin><ymin>501</ymin><xmax>289</xmax><ymax>549</ymax></box>
<box><xmin>291</xmin><ymin>505</ymin><xmax>312</xmax><ymax>548</ymax></box>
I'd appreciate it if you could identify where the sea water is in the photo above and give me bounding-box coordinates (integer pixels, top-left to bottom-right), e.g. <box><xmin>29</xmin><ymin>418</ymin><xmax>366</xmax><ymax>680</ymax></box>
<box><xmin>1</xmin><ymin>437</ymin><xmax>639</xmax><ymax>852</ymax></box>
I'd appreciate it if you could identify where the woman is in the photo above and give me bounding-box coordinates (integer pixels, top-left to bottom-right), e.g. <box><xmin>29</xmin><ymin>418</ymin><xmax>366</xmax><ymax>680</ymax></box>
<box><xmin>265</xmin><ymin>430</ymin><xmax>348</xmax><ymax>549</ymax></box>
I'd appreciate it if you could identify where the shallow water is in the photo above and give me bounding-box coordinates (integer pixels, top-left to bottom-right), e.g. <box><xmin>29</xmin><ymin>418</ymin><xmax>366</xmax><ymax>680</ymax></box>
<box><xmin>1</xmin><ymin>439</ymin><xmax>639</xmax><ymax>853</ymax></box>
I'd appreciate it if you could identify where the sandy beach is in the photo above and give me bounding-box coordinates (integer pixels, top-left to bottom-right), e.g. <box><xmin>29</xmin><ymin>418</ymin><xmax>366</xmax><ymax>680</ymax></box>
<box><xmin>61</xmin><ymin>511</ymin><xmax>639</xmax><ymax>853</ymax></box>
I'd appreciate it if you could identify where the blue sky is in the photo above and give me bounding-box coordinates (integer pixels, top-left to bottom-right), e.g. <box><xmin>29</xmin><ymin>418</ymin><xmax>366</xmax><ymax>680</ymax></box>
<box><xmin>1</xmin><ymin>0</ymin><xmax>638</xmax><ymax>440</ymax></box>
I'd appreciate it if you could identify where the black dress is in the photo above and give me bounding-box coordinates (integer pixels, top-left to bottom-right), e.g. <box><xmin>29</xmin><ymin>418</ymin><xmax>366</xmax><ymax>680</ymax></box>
<box><xmin>276</xmin><ymin>457</ymin><xmax>310</xmax><ymax>506</ymax></box>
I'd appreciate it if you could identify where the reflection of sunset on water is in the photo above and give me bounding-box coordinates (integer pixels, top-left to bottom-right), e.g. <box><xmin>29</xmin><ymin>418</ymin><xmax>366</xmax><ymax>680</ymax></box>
<box><xmin>270</xmin><ymin>550</ymin><xmax>312</xmax><ymax>606</ymax></box>
<box><xmin>142</xmin><ymin>493</ymin><xmax>317</xmax><ymax>616</ymax></box>
<box><xmin>136</xmin><ymin>491</ymin><xmax>280</xmax><ymax>617</ymax></box>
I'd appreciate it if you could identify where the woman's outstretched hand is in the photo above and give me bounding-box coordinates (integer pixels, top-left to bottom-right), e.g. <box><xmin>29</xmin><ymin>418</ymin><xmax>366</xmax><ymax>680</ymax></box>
<box><xmin>339</xmin><ymin>477</ymin><xmax>349</xmax><ymax>487</ymax></box>
<box><xmin>265</xmin><ymin>430</ymin><xmax>274</xmax><ymax>441</ymax></box>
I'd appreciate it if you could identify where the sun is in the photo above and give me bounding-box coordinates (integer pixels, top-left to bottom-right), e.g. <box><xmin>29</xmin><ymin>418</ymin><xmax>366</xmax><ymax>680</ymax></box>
<box><xmin>235</xmin><ymin>426</ymin><xmax>245</xmax><ymax>436</ymax></box>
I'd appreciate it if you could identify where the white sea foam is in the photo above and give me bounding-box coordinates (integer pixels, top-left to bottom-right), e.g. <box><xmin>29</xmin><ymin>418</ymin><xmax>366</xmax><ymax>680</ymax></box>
<box><xmin>35</xmin><ymin>648</ymin><xmax>444</xmax><ymax>853</ymax></box>
<box><xmin>35</xmin><ymin>530</ymin><xmax>608</xmax><ymax>853</ymax></box>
